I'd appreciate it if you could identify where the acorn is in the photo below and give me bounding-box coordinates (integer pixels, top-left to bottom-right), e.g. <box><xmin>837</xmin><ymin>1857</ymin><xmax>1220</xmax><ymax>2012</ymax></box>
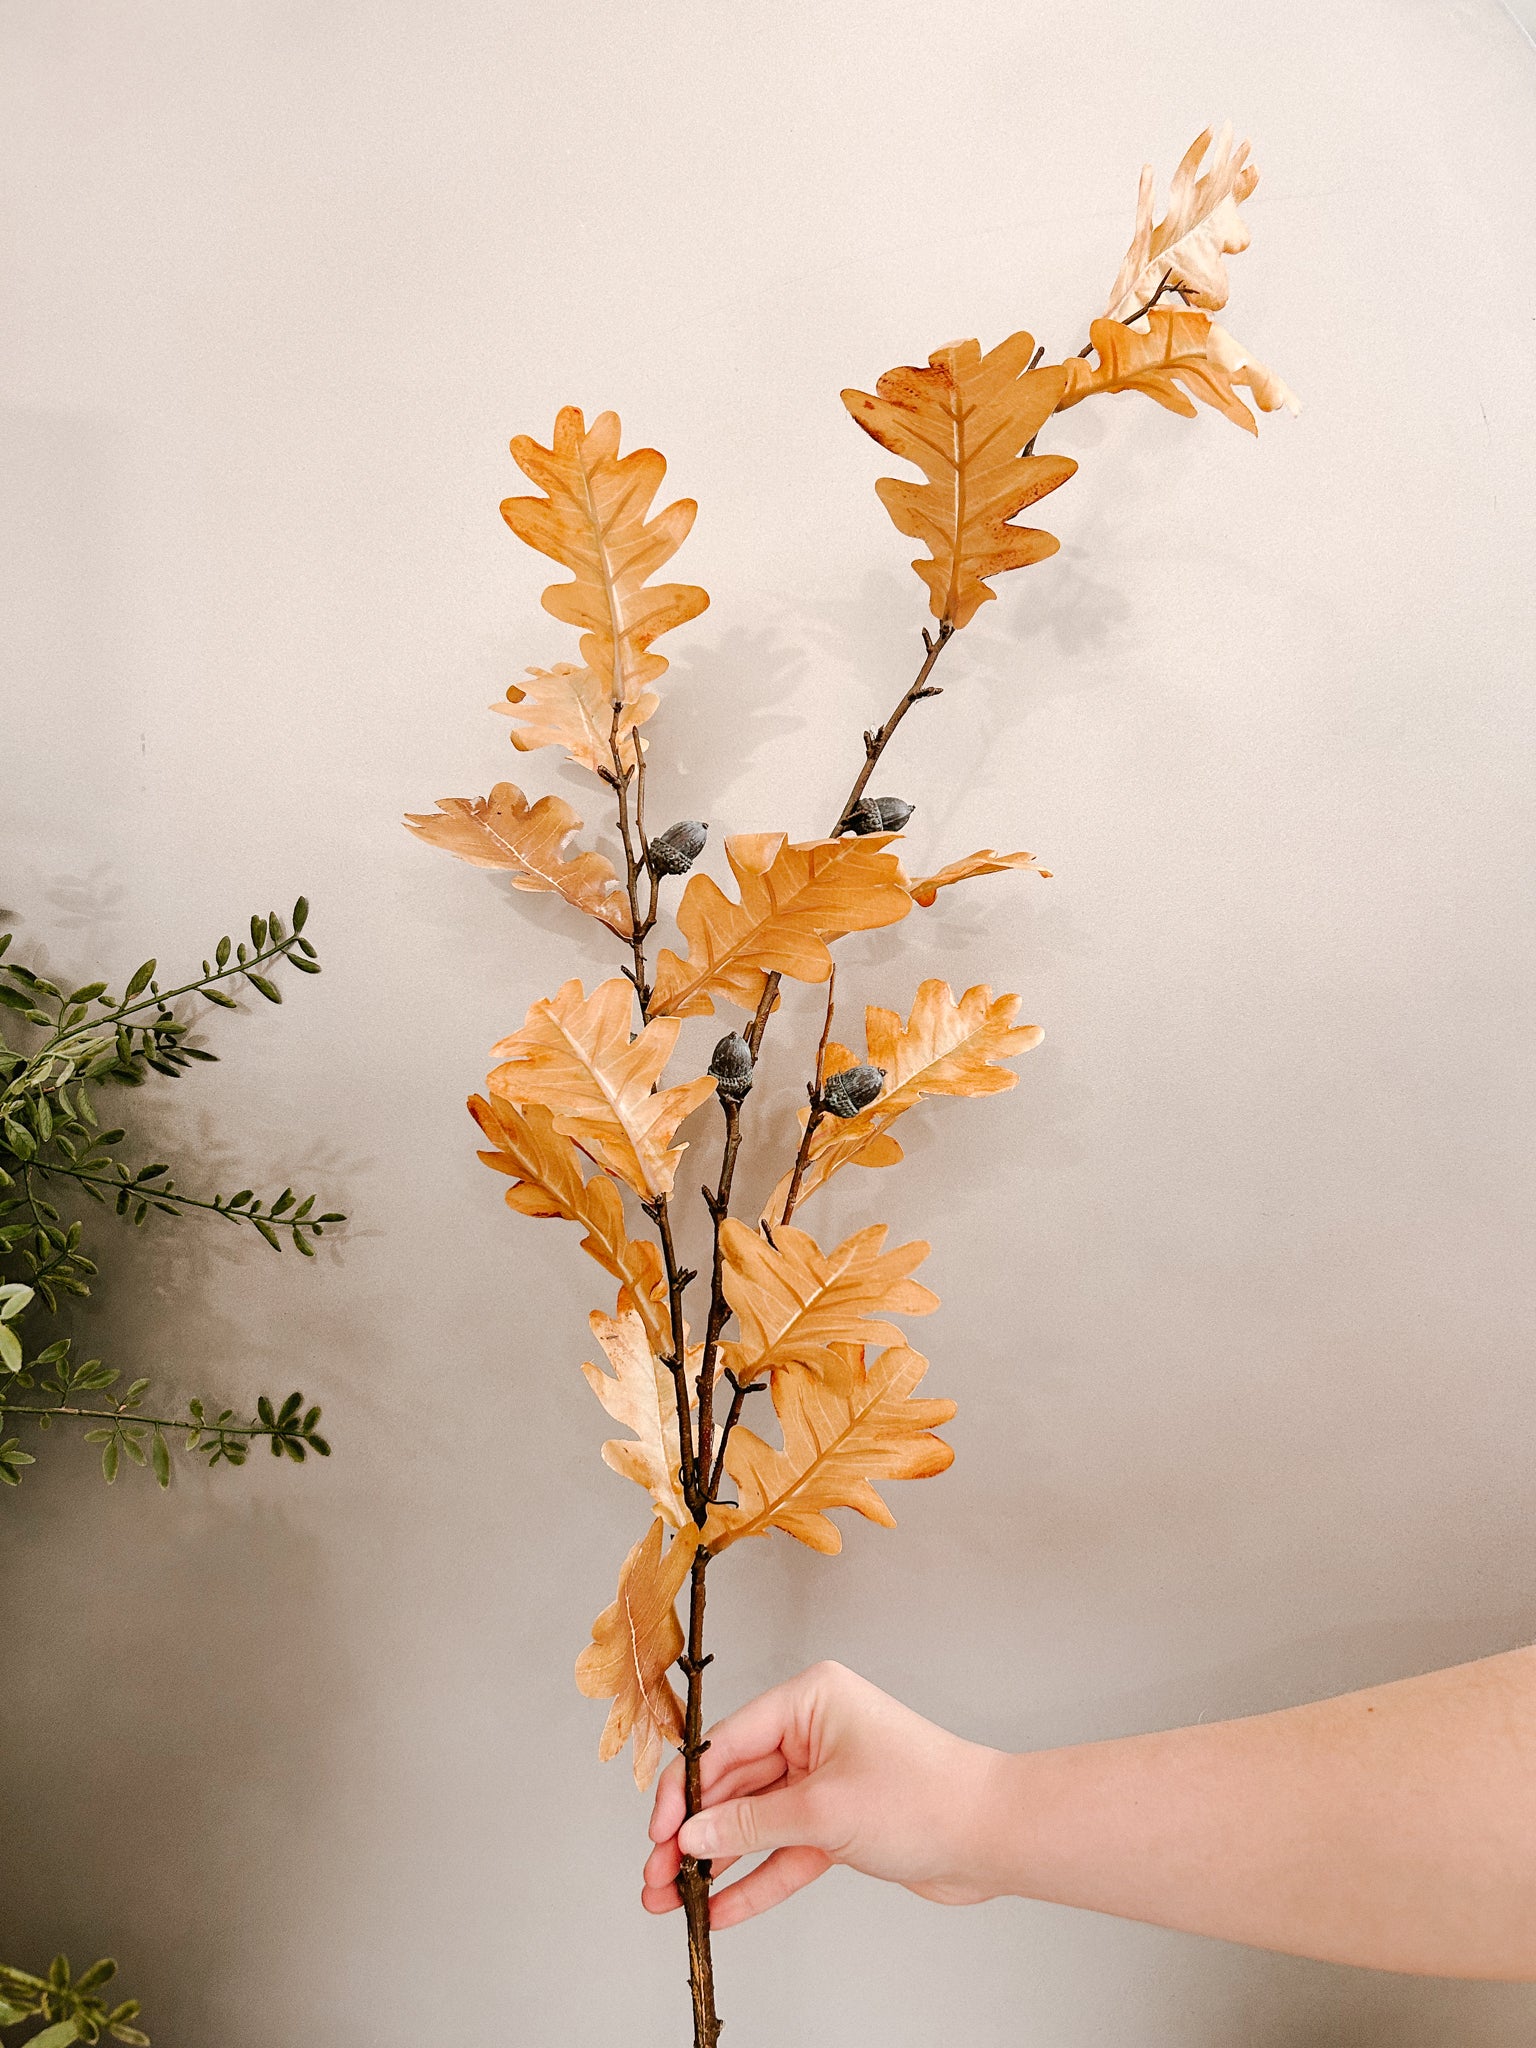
<box><xmin>708</xmin><ymin>1031</ymin><xmax>755</xmax><ymax>1103</ymax></box>
<box><xmin>647</xmin><ymin>820</ymin><xmax>708</xmax><ymax>877</ymax></box>
<box><xmin>841</xmin><ymin>796</ymin><xmax>914</xmax><ymax>836</ymax></box>
<box><xmin>820</xmin><ymin>1063</ymin><xmax>886</xmax><ymax>1119</ymax></box>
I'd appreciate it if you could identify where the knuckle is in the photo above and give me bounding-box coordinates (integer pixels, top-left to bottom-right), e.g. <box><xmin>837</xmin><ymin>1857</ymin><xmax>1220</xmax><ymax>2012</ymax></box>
<box><xmin>733</xmin><ymin>1798</ymin><xmax>761</xmax><ymax>1852</ymax></box>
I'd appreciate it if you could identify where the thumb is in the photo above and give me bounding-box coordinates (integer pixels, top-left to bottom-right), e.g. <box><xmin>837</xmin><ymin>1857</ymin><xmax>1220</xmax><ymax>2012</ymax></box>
<box><xmin>677</xmin><ymin>1781</ymin><xmax>825</xmax><ymax>1862</ymax></box>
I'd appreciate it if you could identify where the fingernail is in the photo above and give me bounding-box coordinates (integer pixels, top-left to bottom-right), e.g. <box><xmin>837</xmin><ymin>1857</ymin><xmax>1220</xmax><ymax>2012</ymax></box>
<box><xmin>678</xmin><ymin>1816</ymin><xmax>711</xmax><ymax>1857</ymax></box>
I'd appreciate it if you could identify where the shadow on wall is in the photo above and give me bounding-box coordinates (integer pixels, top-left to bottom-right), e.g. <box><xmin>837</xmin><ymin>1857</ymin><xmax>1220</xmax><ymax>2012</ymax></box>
<box><xmin>0</xmin><ymin>1466</ymin><xmax>354</xmax><ymax>2043</ymax></box>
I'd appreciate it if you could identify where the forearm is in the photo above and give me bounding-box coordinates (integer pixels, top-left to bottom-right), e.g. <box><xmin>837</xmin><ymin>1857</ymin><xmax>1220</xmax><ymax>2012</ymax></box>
<box><xmin>981</xmin><ymin>1647</ymin><xmax>1536</xmax><ymax>1978</ymax></box>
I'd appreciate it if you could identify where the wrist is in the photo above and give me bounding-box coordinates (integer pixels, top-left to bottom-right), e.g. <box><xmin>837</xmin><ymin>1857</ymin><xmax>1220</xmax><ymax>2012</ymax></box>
<box><xmin>946</xmin><ymin>1741</ymin><xmax>1032</xmax><ymax>1901</ymax></box>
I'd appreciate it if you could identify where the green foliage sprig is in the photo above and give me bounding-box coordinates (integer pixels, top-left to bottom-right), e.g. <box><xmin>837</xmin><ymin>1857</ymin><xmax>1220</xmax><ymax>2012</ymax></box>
<box><xmin>0</xmin><ymin>898</ymin><xmax>343</xmax><ymax>1487</ymax></box>
<box><xmin>0</xmin><ymin>1953</ymin><xmax>147</xmax><ymax>2046</ymax></box>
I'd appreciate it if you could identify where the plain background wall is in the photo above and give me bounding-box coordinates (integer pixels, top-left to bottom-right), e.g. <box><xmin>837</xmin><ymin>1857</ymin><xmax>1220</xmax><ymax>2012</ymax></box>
<box><xmin>3</xmin><ymin>1</ymin><xmax>1535</xmax><ymax>2041</ymax></box>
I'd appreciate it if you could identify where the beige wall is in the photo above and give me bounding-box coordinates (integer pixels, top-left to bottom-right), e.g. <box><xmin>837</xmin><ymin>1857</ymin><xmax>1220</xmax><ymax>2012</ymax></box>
<box><xmin>3</xmin><ymin>2</ymin><xmax>1536</xmax><ymax>2041</ymax></box>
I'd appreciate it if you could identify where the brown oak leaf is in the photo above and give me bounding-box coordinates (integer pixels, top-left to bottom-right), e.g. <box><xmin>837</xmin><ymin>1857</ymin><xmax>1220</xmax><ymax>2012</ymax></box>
<box><xmin>495</xmin><ymin>661</ymin><xmax>657</xmax><ymax>777</ymax></box>
<box><xmin>709</xmin><ymin>1346</ymin><xmax>955</xmax><ymax>1554</ymax></box>
<box><xmin>405</xmin><ymin>783</ymin><xmax>631</xmax><ymax>936</ymax></box>
<box><xmin>650</xmin><ymin>832</ymin><xmax>913</xmax><ymax>1020</ymax></box>
<box><xmin>720</xmin><ymin>1218</ymin><xmax>938</xmax><ymax>1382</ymax></box>
<box><xmin>575</xmin><ymin>1518</ymin><xmax>699</xmax><ymax>1787</ymax></box>
<box><xmin>488</xmin><ymin>978</ymin><xmax>714</xmax><ymax>1200</ymax></box>
<box><xmin>764</xmin><ymin>981</ymin><xmax>1042</xmax><ymax>1219</ymax></box>
<box><xmin>502</xmin><ymin>407</ymin><xmax>708</xmax><ymax>704</ymax></box>
<box><xmin>842</xmin><ymin>333</ymin><xmax>1077</xmax><ymax>629</ymax></box>
<box><xmin>582</xmin><ymin>1307</ymin><xmax>688</xmax><ymax>1528</ymax></box>
<box><xmin>468</xmin><ymin>1093</ymin><xmax>670</xmax><ymax>1355</ymax></box>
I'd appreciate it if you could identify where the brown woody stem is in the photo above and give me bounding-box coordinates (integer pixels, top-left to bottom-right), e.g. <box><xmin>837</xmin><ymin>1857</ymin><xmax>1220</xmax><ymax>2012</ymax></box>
<box><xmin>667</xmin><ymin>621</ymin><xmax>962</xmax><ymax>2041</ymax></box>
<box><xmin>676</xmin><ymin>1543</ymin><xmax>721</xmax><ymax>2047</ymax></box>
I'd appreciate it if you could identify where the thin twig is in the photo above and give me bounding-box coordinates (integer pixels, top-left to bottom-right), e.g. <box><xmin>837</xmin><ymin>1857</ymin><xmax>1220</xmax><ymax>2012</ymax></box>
<box><xmin>1074</xmin><ymin>269</ymin><xmax>1178</xmax><ymax>357</ymax></box>
<box><xmin>777</xmin><ymin>965</ymin><xmax>837</xmax><ymax>1227</ymax></box>
<box><xmin>692</xmin><ymin>1094</ymin><xmax>744</xmax><ymax>1507</ymax></box>
<box><xmin>606</xmin><ymin>702</ymin><xmax>655</xmax><ymax>1016</ymax></box>
<box><xmin>604</xmin><ymin>697</ymin><xmax>699</xmax><ymax>1504</ymax></box>
<box><xmin>707</xmin><ymin>1368</ymin><xmax>767</xmax><ymax>1499</ymax></box>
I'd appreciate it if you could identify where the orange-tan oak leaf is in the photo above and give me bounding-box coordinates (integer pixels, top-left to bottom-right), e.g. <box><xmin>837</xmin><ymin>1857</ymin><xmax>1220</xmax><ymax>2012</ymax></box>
<box><xmin>709</xmin><ymin>1346</ymin><xmax>955</xmax><ymax>1555</ymax></box>
<box><xmin>501</xmin><ymin>407</ymin><xmax>708</xmax><ymax>706</ymax></box>
<box><xmin>764</xmin><ymin>981</ymin><xmax>1042</xmax><ymax>1220</ymax></box>
<box><xmin>1059</xmin><ymin>307</ymin><xmax>1263</xmax><ymax>435</ymax></box>
<box><xmin>842</xmin><ymin>333</ymin><xmax>1076</xmax><ymax>630</ymax></box>
<box><xmin>1104</xmin><ymin>121</ymin><xmax>1258</xmax><ymax>322</ymax></box>
<box><xmin>405</xmin><ymin>783</ymin><xmax>632</xmax><ymax>936</ymax></box>
<box><xmin>905</xmin><ymin>847</ymin><xmax>1047</xmax><ymax>907</ymax></box>
<box><xmin>575</xmin><ymin>1518</ymin><xmax>699</xmax><ymax>1788</ymax></box>
<box><xmin>488</xmin><ymin>978</ymin><xmax>715</xmax><ymax>1201</ymax></box>
<box><xmin>649</xmin><ymin>832</ymin><xmax>913</xmax><ymax>1020</ymax></box>
<box><xmin>720</xmin><ymin>1218</ymin><xmax>938</xmax><ymax>1382</ymax></box>
<box><xmin>495</xmin><ymin>662</ymin><xmax>658</xmax><ymax>778</ymax></box>
<box><xmin>468</xmin><ymin>1093</ymin><xmax>671</xmax><ymax>1356</ymax></box>
<box><xmin>582</xmin><ymin>1307</ymin><xmax>688</xmax><ymax>1529</ymax></box>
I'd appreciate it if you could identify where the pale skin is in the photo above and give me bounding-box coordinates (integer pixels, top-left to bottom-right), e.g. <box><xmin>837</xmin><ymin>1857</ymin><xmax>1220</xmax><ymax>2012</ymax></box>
<box><xmin>643</xmin><ymin>1651</ymin><xmax>1536</xmax><ymax>1979</ymax></box>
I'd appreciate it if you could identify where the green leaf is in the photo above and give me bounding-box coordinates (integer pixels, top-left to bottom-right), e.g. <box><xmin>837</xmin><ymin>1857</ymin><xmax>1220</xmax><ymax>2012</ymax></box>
<box><xmin>0</xmin><ymin>1998</ymin><xmax>30</xmax><ymax>2024</ymax></box>
<box><xmin>0</xmin><ymin>1325</ymin><xmax>23</xmax><ymax>1372</ymax></box>
<box><xmin>152</xmin><ymin>1431</ymin><xmax>171</xmax><ymax>1489</ymax></box>
<box><xmin>102</xmin><ymin>1438</ymin><xmax>120</xmax><ymax>1483</ymax></box>
<box><xmin>74</xmin><ymin>1960</ymin><xmax>117</xmax><ymax>1993</ymax></box>
<box><xmin>124</xmin><ymin>960</ymin><xmax>156</xmax><ymax>1001</ymax></box>
<box><xmin>202</xmin><ymin>989</ymin><xmax>238</xmax><ymax>1009</ymax></box>
<box><xmin>292</xmin><ymin>895</ymin><xmax>310</xmax><ymax>932</ymax></box>
<box><xmin>29</xmin><ymin>2021</ymin><xmax>82</xmax><ymax>2047</ymax></box>
<box><xmin>253</xmin><ymin>1219</ymin><xmax>281</xmax><ymax>1251</ymax></box>
<box><xmin>68</xmin><ymin>982</ymin><xmax>108</xmax><ymax>1007</ymax></box>
<box><xmin>0</xmin><ymin>1282</ymin><xmax>34</xmax><ymax>1322</ymax></box>
<box><xmin>289</xmin><ymin>956</ymin><xmax>321</xmax><ymax>974</ymax></box>
<box><xmin>246</xmin><ymin>974</ymin><xmax>282</xmax><ymax>1005</ymax></box>
<box><xmin>109</xmin><ymin>2028</ymin><xmax>150</xmax><ymax>2047</ymax></box>
<box><xmin>271</xmin><ymin>1188</ymin><xmax>295</xmax><ymax>1216</ymax></box>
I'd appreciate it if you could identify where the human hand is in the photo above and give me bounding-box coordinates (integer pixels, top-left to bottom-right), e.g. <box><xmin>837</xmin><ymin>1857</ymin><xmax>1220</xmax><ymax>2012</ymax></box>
<box><xmin>642</xmin><ymin>1661</ymin><xmax>1009</xmax><ymax>1929</ymax></box>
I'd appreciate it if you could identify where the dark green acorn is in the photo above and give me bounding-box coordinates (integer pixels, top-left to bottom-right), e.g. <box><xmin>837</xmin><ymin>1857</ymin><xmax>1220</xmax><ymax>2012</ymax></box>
<box><xmin>708</xmin><ymin>1031</ymin><xmax>754</xmax><ymax>1102</ymax></box>
<box><xmin>647</xmin><ymin>820</ymin><xmax>708</xmax><ymax>876</ymax></box>
<box><xmin>841</xmin><ymin>796</ymin><xmax>914</xmax><ymax>836</ymax></box>
<box><xmin>820</xmin><ymin>1063</ymin><xmax>886</xmax><ymax>1118</ymax></box>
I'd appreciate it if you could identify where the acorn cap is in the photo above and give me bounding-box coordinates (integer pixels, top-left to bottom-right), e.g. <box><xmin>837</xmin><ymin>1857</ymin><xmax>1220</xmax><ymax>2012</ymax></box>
<box><xmin>841</xmin><ymin>796</ymin><xmax>914</xmax><ymax>835</ymax></box>
<box><xmin>708</xmin><ymin>1031</ymin><xmax>754</xmax><ymax>1101</ymax></box>
<box><xmin>820</xmin><ymin>1063</ymin><xmax>886</xmax><ymax>1118</ymax></box>
<box><xmin>648</xmin><ymin>820</ymin><xmax>709</xmax><ymax>876</ymax></box>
